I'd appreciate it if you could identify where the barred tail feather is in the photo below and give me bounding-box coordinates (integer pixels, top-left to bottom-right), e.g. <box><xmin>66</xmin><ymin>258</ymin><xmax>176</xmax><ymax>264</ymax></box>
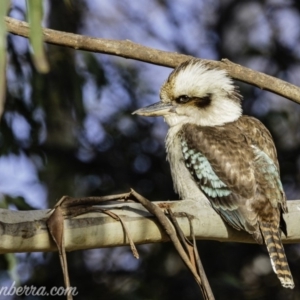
<box><xmin>260</xmin><ymin>222</ymin><xmax>294</xmax><ymax>289</ymax></box>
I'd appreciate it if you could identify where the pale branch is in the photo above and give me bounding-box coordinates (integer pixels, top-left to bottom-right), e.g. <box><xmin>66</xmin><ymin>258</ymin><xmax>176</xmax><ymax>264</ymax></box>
<box><xmin>0</xmin><ymin>199</ymin><xmax>299</xmax><ymax>254</ymax></box>
<box><xmin>5</xmin><ymin>17</ymin><xmax>300</xmax><ymax>105</ymax></box>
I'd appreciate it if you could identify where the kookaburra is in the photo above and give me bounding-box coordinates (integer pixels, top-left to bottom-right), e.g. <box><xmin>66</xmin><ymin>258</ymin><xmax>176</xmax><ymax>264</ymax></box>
<box><xmin>133</xmin><ymin>58</ymin><xmax>294</xmax><ymax>288</ymax></box>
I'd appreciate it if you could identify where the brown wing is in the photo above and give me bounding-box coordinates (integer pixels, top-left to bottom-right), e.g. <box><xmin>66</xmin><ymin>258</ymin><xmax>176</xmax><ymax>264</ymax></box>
<box><xmin>235</xmin><ymin>116</ymin><xmax>287</xmax><ymax>212</ymax></box>
<box><xmin>235</xmin><ymin>116</ymin><xmax>279</xmax><ymax>170</ymax></box>
<box><xmin>181</xmin><ymin>121</ymin><xmax>259</xmax><ymax>234</ymax></box>
<box><xmin>181</xmin><ymin>117</ymin><xmax>286</xmax><ymax>239</ymax></box>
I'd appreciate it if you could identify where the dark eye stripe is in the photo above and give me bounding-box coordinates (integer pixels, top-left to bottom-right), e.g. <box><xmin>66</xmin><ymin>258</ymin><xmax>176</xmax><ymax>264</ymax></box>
<box><xmin>194</xmin><ymin>94</ymin><xmax>211</xmax><ymax>108</ymax></box>
<box><xmin>175</xmin><ymin>94</ymin><xmax>212</xmax><ymax>108</ymax></box>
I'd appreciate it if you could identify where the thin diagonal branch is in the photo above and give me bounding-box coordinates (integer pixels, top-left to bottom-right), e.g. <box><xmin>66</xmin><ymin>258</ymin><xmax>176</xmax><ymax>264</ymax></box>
<box><xmin>4</xmin><ymin>16</ymin><xmax>300</xmax><ymax>105</ymax></box>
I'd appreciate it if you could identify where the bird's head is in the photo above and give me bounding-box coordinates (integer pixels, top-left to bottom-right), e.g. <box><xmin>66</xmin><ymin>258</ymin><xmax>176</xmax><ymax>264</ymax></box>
<box><xmin>133</xmin><ymin>59</ymin><xmax>243</xmax><ymax>127</ymax></box>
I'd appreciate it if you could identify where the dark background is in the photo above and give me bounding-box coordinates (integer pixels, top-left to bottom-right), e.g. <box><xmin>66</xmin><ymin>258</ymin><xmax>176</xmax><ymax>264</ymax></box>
<box><xmin>1</xmin><ymin>0</ymin><xmax>300</xmax><ymax>299</ymax></box>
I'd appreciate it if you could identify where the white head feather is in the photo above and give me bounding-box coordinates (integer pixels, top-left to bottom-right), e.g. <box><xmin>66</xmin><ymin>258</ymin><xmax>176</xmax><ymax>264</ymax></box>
<box><xmin>160</xmin><ymin>59</ymin><xmax>243</xmax><ymax>127</ymax></box>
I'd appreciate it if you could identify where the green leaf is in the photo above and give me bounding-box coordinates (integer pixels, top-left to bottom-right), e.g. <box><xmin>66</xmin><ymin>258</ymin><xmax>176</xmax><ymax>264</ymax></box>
<box><xmin>0</xmin><ymin>0</ymin><xmax>10</xmax><ymax>119</ymax></box>
<box><xmin>26</xmin><ymin>0</ymin><xmax>49</xmax><ymax>73</ymax></box>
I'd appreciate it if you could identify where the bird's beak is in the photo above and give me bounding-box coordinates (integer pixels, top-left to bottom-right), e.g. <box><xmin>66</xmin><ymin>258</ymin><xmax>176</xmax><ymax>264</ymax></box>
<box><xmin>132</xmin><ymin>101</ymin><xmax>174</xmax><ymax>117</ymax></box>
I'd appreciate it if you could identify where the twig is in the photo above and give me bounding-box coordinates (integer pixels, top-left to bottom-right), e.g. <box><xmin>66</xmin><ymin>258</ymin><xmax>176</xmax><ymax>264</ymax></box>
<box><xmin>47</xmin><ymin>204</ymin><xmax>73</xmax><ymax>300</ymax></box>
<box><xmin>187</xmin><ymin>213</ymin><xmax>215</xmax><ymax>300</ymax></box>
<box><xmin>47</xmin><ymin>193</ymin><xmax>140</xmax><ymax>300</ymax></box>
<box><xmin>167</xmin><ymin>209</ymin><xmax>215</xmax><ymax>300</ymax></box>
<box><xmin>52</xmin><ymin>193</ymin><xmax>131</xmax><ymax>209</ymax></box>
<box><xmin>4</xmin><ymin>16</ymin><xmax>300</xmax><ymax>105</ymax></box>
<box><xmin>100</xmin><ymin>209</ymin><xmax>139</xmax><ymax>259</ymax></box>
<box><xmin>130</xmin><ymin>189</ymin><xmax>215</xmax><ymax>299</ymax></box>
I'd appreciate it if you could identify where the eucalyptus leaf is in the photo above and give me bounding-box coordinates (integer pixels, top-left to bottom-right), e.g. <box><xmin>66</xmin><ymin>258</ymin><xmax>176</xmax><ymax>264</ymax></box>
<box><xmin>0</xmin><ymin>0</ymin><xmax>10</xmax><ymax>119</ymax></box>
<box><xmin>26</xmin><ymin>0</ymin><xmax>49</xmax><ymax>73</ymax></box>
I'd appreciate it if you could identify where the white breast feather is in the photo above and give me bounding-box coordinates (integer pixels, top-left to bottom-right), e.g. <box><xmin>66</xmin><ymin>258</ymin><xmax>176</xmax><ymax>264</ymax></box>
<box><xmin>165</xmin><ymin>124</ymin><xmax>210</xmax><ymax>205</ymax></box>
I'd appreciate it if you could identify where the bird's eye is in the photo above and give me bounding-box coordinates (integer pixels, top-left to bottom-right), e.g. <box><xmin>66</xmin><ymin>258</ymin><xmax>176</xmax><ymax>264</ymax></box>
<box><xmin>176</xmin><ymin>95</ymin><xmax>190</xmax><ymax>104</ymax></box>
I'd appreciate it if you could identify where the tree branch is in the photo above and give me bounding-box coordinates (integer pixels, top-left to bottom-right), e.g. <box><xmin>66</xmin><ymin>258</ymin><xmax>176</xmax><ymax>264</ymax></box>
<box><xmin>0</xmin><ymin>199</ymin><xmax>299</xmax><ymax>254</ymax></box>
<box><xmin>5</xmin><ymin>16</ymin><xmax>300</xmax><ymax>105</ymax></box>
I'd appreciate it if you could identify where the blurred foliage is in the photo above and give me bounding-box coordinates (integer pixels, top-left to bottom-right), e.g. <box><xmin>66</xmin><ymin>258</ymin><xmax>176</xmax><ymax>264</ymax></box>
<box><xmin>0</xmin><ymin>0</ymin><xmax>300</xmax><ymax>299</ymax></box>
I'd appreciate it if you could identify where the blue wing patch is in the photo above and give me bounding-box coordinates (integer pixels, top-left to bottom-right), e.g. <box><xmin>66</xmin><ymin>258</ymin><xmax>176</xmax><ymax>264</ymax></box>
<box><xmin>181</xmin><ymin>139</ymin><xmax>250</xmax><ymax>231</ymax></box>
<box><xmin>181</xmin><ymin>140</ymin><xmax>231</xmax><ymax>198</ymax></box>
